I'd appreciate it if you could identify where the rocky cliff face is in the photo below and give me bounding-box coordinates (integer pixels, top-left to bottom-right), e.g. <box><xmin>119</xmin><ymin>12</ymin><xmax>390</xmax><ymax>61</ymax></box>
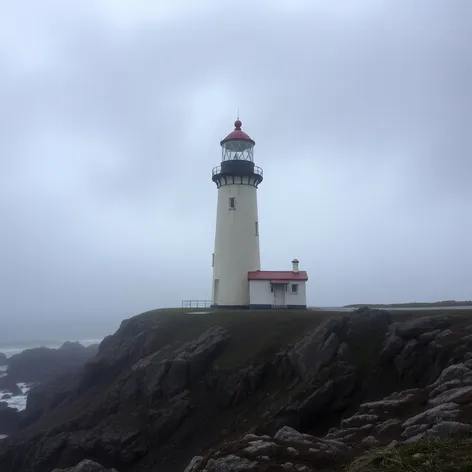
<box><xmin>1</xmin><ymin>308</ymin><xmax>472</xmax><ymax>472</ymax></box>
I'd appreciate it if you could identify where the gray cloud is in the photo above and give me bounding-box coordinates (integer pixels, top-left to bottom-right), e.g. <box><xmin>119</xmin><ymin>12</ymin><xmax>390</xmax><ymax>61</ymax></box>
<box><xmin>1</xmin><ymin>0</ymin><xmax>471</xmax><ymax>343</ymax></box>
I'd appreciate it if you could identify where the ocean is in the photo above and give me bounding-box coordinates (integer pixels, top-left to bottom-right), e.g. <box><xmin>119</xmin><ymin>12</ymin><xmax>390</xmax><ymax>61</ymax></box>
<box><xmin>0</xmin><ymin>338</ymin><xmax>103</xmax><ymax>423</ymax></box>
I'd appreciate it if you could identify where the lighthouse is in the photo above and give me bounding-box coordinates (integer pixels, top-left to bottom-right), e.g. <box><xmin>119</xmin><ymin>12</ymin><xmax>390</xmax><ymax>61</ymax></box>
<box><xmin>211</xmin><ymin>119</ymin><xmax>263</xmax><ymax>308</ymax></box>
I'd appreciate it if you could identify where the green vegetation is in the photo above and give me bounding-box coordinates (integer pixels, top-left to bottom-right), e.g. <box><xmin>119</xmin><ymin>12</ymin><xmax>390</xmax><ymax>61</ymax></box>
<box><xmin>137</xmin><ymin>308</ymin><xmax>342</xmax><ymax>370</ymax></box>
<box><xmin>347</xmin><ymin>438</ymin><xmax>472</xmax><ymax>472</ymax></box>
<box><xmin>345</xmin><ymin>301</ymin><xmax>472</xmax><ymax>308</ymax></box>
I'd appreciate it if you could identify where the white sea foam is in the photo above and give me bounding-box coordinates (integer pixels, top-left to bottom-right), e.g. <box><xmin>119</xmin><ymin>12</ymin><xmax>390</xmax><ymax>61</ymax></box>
<box><xmin>0</xmin><ymin>338</ymin><xmax>102</xmax><ymax>414</ymax></box>
<box><xmin>1</xmin><ymin>383</ymin><xmax>31</xmax><ymax>411</ymax></box>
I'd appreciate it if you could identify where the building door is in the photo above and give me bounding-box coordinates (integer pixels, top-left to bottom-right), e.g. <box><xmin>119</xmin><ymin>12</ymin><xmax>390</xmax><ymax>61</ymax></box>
<box><xmin>273</xmin><ymin>284</ymin><xmax>286</xmax><ymax>307</ymax></box>
<box><xmin>213</xmin><ymin>279</ymin><xmax>219</xmax><ymax>305</ymax></box>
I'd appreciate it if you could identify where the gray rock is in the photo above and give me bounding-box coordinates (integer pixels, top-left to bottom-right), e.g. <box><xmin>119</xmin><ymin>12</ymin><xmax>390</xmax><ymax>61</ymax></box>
<box><xmin>418</xmin><ymin>330</ymin><xmax>441</xmax><ymax>344</ymax></box>
<box><xmin>164</xmin><ymin>359</ymin><xmax>190</xmax><ymax>395</ymax></box>
<box><xmin>403</xmin><ymin>403</ymin><xmax>460</xmax><ymax>428</ymax></box>
<box><xmin>295</xmin><ymin>380</ymin><xmax>334</xmax><ymax>416</ymax></box>
<box><xmin>361</xmin><ymin>436</ymin><xmax>380</xmax><ymax>448</ymax></box>
<box><xmin>401</xmin><ymin>424</ymin><xmax>430</xmax><ymax>439</ymax></box>
<box><xmin>402</xmin><ymin>433</ymin><xmax>427</xmax><ymax>444</ymax></box>
<box><xmin>427</xmin><ymin>421</ymin><xmax>472</xmax><ymax>438</ymax></box>
<box><xmin>360</xmin><ymin>389</ymin><xmax>425</xmax><ymax>415</ymax></box>
<box><xmin>395</xmin><ymin>316</ymin><xmax>451</xmax><ymax>340</ymax></box>
<box><xmin>243</xmin><ymin>439</ymin><xmax>278</xmax><ymax>455</ymax></box>
<box><xmin>275</xmin><ymin>426</ymin><xmax>314</xmax><ymax>445</ymax></box>
<box><xmin>429</xmin><ymin>386</ymin><xmax>472</xmax><ymax>407</ymax></box>
<box><xmin>336</xmin><ymin>342</ymin><xmax>351</xmax><ymax>361</ymax></box>
<box><xmin>205</xmin><ymin>455</ymin><xmax>257</xmax><ymax>472</ymax></box>
<box><xmin>325</xmin><ymin>424</ymin><xmax>373</xmax><ymax>441</ymax></box>
<box><xmin>51</xmin><ymin>459</ymin><xmax>118</xmax><ymax>472</ymax></box>
<box><xmin>436</xmin><ymin>329</ymin><xmax>454</xmax><ymax>339</ymax></box>
<box><xmin>174</xmin><ymin>326</ymin><xmax>231</xmax><ymax>378</ymax></box>
<box><xmin>430</xmin><ymin>364</ymin><xmax>472</xmax><ymax>389</ymax></box>
<box><xmin>374</xmin><ymin>418</ymin><xmax>403</xmax><ymax>436</ymax></box>
<box><xmin>340</xmin><ymin>414</ymin><xmax>379</xmax><ymax>429</ymax></box>
<box><xmin>379</xmin><ymin>334</ymin><xmax>404</xmax><ymax>362</ymax></box>
<box><xmin>287</xmin><ymin>323</ymin><xmax>341</xmax><ymax>380</ymax></box>
<box><xmin>184</xmin><ymin>456</ymin><xmax>205</xmax><ymax>472</ymax></box>
<box><xmin>286</xmin><ymin>447</ymin><xmax>299</xmax><ymax>456</ymax></box>
<box><xmin>429</xmin><ymin>379</ymin><xmax>463</xmax><ymax>398</ymax></box>
<box><xmin>243</xmin><ymin>434</ymin><xmax>271</xmax><ymax>442</ymax></box>
<box><xmin>394</xmin><ymin>339</ymin><xmax>419</xmax><ymax>374</ymax></box>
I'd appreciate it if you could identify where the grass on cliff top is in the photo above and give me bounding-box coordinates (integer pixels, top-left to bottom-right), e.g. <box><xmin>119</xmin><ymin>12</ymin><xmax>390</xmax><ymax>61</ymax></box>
<box><xmin>347</xmin><ymin>438</ymin><xmax>472</xmax><ymax>472</ymax></box>
<box><xmin>345</xmin><ymin>301</ymin><xmax>472</xmax><ymax>308</ymax></box>
<box><xmin>134</xmin><ymin>307</ymin><xmax>472</xmax><ymax>371</ymax></box>
<box><xmin>137</xmin><ymin>308</ymin><xmax>342</xmax><ymax>370</ymax></box>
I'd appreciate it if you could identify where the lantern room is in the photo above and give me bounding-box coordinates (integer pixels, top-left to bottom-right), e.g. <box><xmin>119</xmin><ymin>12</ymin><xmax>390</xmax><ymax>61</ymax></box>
<box><xmin>220</xmin><ymin>119</ymin><xmax>256</xmax><ymax>162</ymax></box>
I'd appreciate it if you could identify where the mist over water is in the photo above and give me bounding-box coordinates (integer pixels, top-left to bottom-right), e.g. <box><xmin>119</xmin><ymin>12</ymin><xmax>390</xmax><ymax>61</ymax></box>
<box><xmin>0</xmin><ymin>313</ymin><xmax>124</xmax><ymax>348</ymax></box>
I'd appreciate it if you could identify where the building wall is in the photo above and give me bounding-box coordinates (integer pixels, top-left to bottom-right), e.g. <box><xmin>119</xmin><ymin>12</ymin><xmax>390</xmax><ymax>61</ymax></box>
<box><xmin>249</xmin><ymin>280</ymin><xmax>271</xmax><ymax>305</ymax></box>
<box><xmin>249</xmin><ymin>280</ymin><xmax>307</xmax><ymax>307</ymax></box>
<box><xmin>286</xmin><ymin>280</ymin><xmax>307</xmax><ymax>307</ymax></box>
<box><xmin>212</xmin><ymin>182</ymin><xmax>261</xmax><ymax>306</ymax></box>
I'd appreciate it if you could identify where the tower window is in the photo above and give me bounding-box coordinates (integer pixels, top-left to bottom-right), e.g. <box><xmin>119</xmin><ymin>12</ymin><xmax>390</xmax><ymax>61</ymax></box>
<box><xmin>292</xmin><ymin>284</ymin><xmax>299</xmax><ymax>293</ymax></box>
<box><xmin>255</xmin><ymin>221</ymin><xmax>259</xmax><ymax>236</ymax></box>
<box><xmin>229</xmin><ymin>197</ymin><xmax>235</xmax><ymax>208</ymax></box>
<box><xmin>212</xmin><ymin>253</ymin><xmax>214</xmax><ymax>267</ymax></box>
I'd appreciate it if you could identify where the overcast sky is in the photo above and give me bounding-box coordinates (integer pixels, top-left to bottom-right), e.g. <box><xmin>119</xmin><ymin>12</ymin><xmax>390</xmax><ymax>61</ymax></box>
<box><xmin>1</xmin><ymin>0</ymin><xmax>471</xmax><ymax>343</ymax></box>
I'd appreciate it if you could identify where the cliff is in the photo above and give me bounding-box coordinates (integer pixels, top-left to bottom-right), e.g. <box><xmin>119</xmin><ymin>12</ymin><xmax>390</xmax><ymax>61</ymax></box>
<box><xmin>1</xmin><ymin>307</ymin><xmax>472</xmax><ymax>472</ymax></box>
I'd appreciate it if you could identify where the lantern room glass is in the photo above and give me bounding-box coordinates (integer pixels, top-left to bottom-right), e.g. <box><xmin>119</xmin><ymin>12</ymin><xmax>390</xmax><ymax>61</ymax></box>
<box><xmin>221</xmin><ymin>139</ymin><xmax>254</xmax><ymax>162</ymax></box>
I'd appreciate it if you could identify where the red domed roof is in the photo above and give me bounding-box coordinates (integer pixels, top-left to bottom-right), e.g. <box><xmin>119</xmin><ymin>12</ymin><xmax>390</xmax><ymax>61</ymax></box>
<box><xmin>220</xmin><ymin>119</ymin><xmax>255</xmax><ymax>146</ymax></box>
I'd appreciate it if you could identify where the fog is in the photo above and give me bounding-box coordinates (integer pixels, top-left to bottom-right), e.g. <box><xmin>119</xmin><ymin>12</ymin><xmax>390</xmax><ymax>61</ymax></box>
<box><xmin>1</xmin><ymin>0</ymin><xmax>471</xmax><ymax>343</ymax></box>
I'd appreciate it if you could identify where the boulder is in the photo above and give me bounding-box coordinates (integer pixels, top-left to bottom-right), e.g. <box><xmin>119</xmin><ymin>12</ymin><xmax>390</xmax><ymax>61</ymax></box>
<box><xmin>427</xmin><ymin>421</ymin><xmax>472</xmax><ymax>439</ymax></box>
<box><xmin>0</xmin><ymin>375</ymin><xmax>22</xmax><ymax>396</ymax></box>
<box><xmin>275</xmin><ymin>426</ymin><xmax>315</xmax><ymax>445</ymax></box>
<box><xmin>402</xmin><ymin>403</ymin><xmax>460</xmax><ymax>428</ymax></box>
<box><xmin>428</xmin><ymin>386</ymin><xmax>472</xmax><ymax>407</ymax></box>
<box><xmin>395</xmin><ymin>315</ymin><xmax>452</xmax><ymax>340</ymax></box>
<box><xmin>429</xmin><ymin>363</ymin><xmax>472</xmax><ymax>389</ymax></box>
<box><xmin>287</xmin><ymin>325</ymin><xmax>340</xmax><ymax>380</ymax></box>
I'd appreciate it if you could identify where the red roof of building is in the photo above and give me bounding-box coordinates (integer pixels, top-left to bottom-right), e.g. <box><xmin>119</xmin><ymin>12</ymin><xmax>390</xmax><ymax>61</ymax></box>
<box><xmin>248</xmin><ymin>271</ymin><xmax>308</xmax><ymax>281</ymax></box>
<box><xmin>221</xmin><ymin>119</ymin><xmax>255</xmax><ymax>144</ymax></box>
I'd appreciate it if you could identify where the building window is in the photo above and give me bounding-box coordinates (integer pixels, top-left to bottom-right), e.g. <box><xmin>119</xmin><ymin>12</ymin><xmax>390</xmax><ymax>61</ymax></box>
<box><xmin>229</xmin><ymin>197</ymin><xmax>235</xmax><ymax>208</ymax></box>
<box><xmin>255</xmin><ymin>221</ymin><xmax>259</xmax><ymax>236</ymax></box>
<box><xmin>212</xmin><ymin>253</ymin><xmax>214</xmax><ymax>267</ymax></box>
<box><xmin>270</xmin><ymin>284</ymin><xmax>273</xmax><ymax>293</ymax></box>
<box><xmin>291</xmin><ymin>284</ymin><xmax>299</xmax><ymax>293</ymax></box>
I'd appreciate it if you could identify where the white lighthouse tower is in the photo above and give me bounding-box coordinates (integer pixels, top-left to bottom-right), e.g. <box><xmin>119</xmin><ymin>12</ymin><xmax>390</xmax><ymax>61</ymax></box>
<box><xmin>211</xmin><ymin>119</ymin><xmax>263</xmax><ymax>308</ymax></box>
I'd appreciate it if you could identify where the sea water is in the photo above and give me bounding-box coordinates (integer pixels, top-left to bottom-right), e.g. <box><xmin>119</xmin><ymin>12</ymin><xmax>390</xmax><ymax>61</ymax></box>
<box><xmin>0</xmin><ymin>338</ymin><xmax>103</xmax><ymax>440</ymax></box>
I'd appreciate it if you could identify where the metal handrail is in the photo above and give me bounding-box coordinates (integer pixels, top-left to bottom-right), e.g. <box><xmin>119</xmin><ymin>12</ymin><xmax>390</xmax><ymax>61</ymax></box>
<box><xmin>212</xmin><ymin>165</ymin><xmax>263</xmax><ymax>178</ymax></box>
<box><xmin>181</xmin><ymin>300</ymin><xmax>212</xmax><ymax>308</ymax></box>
